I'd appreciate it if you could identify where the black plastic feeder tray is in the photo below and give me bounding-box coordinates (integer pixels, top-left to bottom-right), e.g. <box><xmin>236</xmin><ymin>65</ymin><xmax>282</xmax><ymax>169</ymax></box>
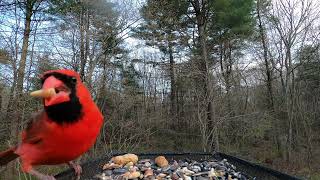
<box><xmin>55</xmin><ymin>152</ymin><xmax>302</xmax><ymax>180</ymax></box>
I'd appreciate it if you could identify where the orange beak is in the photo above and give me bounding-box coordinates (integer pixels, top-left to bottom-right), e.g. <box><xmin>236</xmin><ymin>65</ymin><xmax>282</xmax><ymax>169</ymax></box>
<box><xmin>30</xmin><ymin>88</ymin><xmax>56</xmax><ymax>98</ymax></box>
<box><xmin>30</xmin><ymin>76</ymin><xmax>71</xmax><ymax>106</ymax></box>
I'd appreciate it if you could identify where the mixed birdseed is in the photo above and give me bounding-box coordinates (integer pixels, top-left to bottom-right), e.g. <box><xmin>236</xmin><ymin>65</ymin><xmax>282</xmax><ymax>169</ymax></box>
<box><xmin>94</xmin><ymin>154</ymin><xmax>253</xmax><ymax>180</ymax></box>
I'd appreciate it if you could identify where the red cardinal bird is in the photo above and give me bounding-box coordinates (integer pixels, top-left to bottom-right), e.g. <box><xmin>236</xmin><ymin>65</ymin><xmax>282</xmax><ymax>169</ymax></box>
<box><xmin>0</xmin><ymin>69</ymin><xmax>103</xmax><ymax>180</ymax></box>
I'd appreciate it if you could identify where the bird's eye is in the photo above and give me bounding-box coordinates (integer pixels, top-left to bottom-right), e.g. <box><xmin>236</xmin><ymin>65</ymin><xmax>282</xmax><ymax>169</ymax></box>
<box><xmin>71</xmin><ymin>77</ymin><xmax>77</xmax><ymax>83</ymax></box>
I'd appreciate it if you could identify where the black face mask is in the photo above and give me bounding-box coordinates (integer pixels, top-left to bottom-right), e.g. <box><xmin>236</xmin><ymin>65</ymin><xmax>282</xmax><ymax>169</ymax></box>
<box><xmin>42</xmin><ymin>72</ymin><xmax>83</xmax><ymax>124</ymax></box>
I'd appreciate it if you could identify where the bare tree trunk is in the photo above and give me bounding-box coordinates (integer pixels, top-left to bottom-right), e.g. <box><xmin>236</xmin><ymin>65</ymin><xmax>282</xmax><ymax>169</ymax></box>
<box><xmin>81</xmin><ymin>8</ymin><xmax>90</xmax><ymax>81</ymax></box>
<box><xmin>168</xmin><ymin>42</ymin><xmax>176</xmax><ymax>123</ymax></box>
<box><xmin>12</xmin><ymin>0</ymin><xmax>37</xmax><ymax>143</ymax></box>
<box><xmin>192</xmin><ymin>0</ymin><xmax>217</xmax><ymax>151</ymax></box>
<box><xmin>220</xmin><ymin>40</ymin><xmax>233</xmax><ymax>116</ymax></box>
<box><xmin>256</xmin><ymin>0</ymin><xmax>284</xmax><ymax>158</ymax></box>
<box><xmin>287</xmin><ymin>58</ymin><xmax>295</xmax><ymax>162</ymax></box>
<box><xmin>269</xmin><ymin>0</ymin><xmax>316</xmax><ymax>161</ymax></box>
<box><xmin>257</xmin><ymin>0</ymin><xmax>274</xmax><ymax>110</ymax></box>
<box><xmin>16</xmin><ymin>0</ymin><xmax>34</xmax><ymax>95</ymax></box>
<box><xmin>79</xmin><ymin>6</ymin><xmax>85</xmax><ymax>78</ymax></box>
<box><xmin>284</xmin><ymin>48</ymin><xmax>295</xmax><ymax>162</ymax></box>
<box><xmin>5</xmin><ymin>0</ymin><xmax>38</xmax><ymax>177</ymax></box>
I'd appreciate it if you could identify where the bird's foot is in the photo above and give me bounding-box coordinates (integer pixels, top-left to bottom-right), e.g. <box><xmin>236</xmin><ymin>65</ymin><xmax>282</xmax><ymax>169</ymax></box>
<box><xmin>29</xmin><ymin>169</ymin><xmax>56</xmax><ymax>180</ymax></box>
<box><xmin>68</xmin><ymin>161</ymin><xmax>82</xmax><ymax>180</ymax></box>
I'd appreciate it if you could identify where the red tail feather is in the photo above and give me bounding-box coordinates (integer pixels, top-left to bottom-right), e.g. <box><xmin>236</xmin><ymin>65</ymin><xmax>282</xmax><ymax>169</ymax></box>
<box><xmin>0</xmin><ymin>147</ymin><xmax>19</xmax><ymax>166</ymax></box>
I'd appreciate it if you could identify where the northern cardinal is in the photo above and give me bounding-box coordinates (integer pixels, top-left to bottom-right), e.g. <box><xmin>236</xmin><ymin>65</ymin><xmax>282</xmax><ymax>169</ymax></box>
<box><xmin>0</xmin><ymin>69</ymin><xmax>103</xmax><ymax>180</ymax></box>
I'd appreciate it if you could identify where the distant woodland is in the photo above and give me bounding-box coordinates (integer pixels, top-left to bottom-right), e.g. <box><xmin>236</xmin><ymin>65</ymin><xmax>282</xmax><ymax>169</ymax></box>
<box><xmin>0</xmin><ymin>0</ymin><xmax>320</xmax><ymax>179</ymax></box>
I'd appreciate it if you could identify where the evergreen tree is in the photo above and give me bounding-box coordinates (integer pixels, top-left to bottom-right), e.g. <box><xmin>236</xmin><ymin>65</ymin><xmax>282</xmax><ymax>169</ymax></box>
<box><xmin>134</xmin><ymin>0</ymin><xmax>189</xmax><ymax>119</ymax></box>
<box><xmin>210</xmin><ymin>0</ymin><xmax>255</xmax><ymax>115</ymax></box>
